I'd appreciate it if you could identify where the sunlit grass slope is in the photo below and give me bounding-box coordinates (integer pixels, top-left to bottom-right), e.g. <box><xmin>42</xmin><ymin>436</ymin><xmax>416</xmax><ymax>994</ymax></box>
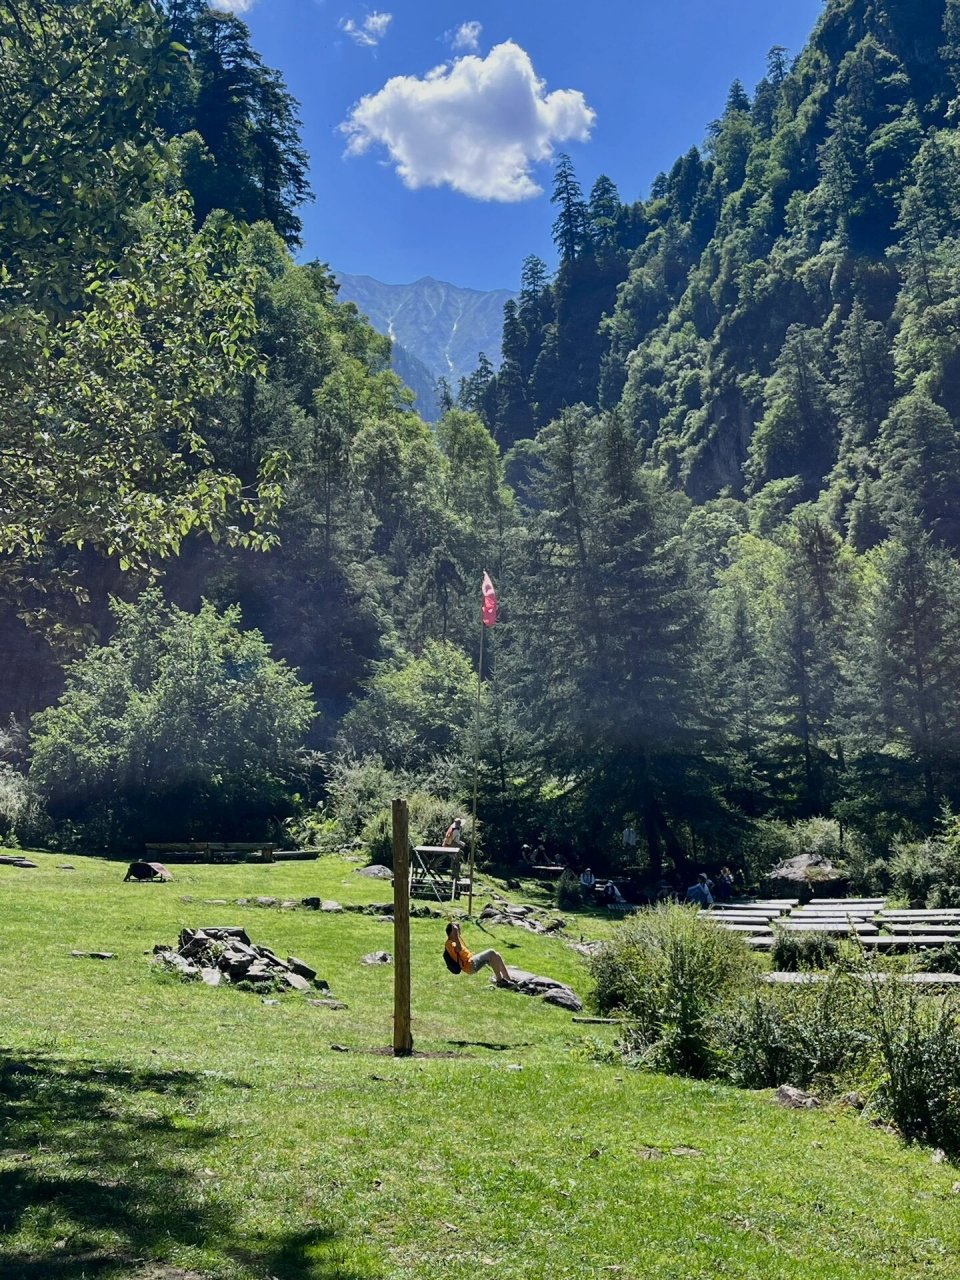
<box><xmin>2</xmin><ymin>850</ymin><xmax>959</xmax><ymax>1279</ymax></box>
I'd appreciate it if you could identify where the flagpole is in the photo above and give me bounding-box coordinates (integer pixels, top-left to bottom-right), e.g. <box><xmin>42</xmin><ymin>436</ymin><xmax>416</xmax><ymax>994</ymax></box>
<box><xmin>467</xmin><ymin>613</ymin><xmax>483</xmax><ymax>918</ymax></box>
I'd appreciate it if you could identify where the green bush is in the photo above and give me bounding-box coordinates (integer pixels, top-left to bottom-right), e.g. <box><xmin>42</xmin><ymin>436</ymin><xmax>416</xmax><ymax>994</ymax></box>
<box><xmin>284</xmin><ymin>804</ymin><xmax>341</xmax><ymax>850</ymax></box>
<box><xmin>325</xmin><ymin>755</ymin><xmax>402</xmax><ymax>842</ymax></box>
<box><xmin>888</xmin><ymin>813</ymin><xmax>960</xmax><ymax>908</ymax></box>
<box><xmin>26</xmin><ymin>590</ymin><xmax>316</xmax><ymax>851</ymax></box>
<box><xmin>771</xmin><ymin>928</ymin><xmax>841</xmax><ymax>971</ymax></box>
<box><xmin>865</xmin><ymin>978</ymin><xmax>960</xmax><ymax>1158</ymax></box>
<box><xmin>590</xmin><ymin>904</ymin><xmax>755</xmax><ymax>1077</ymax></box>
<box><xmin>556</xmin><ymin>870</ymin><xmax>583</xmax><ymax>909</ymax></box>
<box><xmin>719</xmin><ymin>974</ymin><xmax>873</xmax><ymax>1090</ymax></box>
<box><xmin>338</xmin><ymin>641</ymin><xmax>479</xmax><ymax>772</ymax></box>
<box><xmin>360</xmin><ymin>791</ymin><xmax>454</xmax><ymax>867</ymax></box>
<box><xmin>0</xmin><ymin>763</ymin><xmax>25</xmax><ymax>840</ymax></box>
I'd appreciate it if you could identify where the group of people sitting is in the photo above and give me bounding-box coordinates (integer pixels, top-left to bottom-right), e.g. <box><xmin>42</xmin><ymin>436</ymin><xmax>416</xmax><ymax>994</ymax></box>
<box><xmin>684</xmin><ymin>866</ymin><xmax>735</xmax><ymax>907</ymax></box>
<box><xmin>575</xmin><ymin>864</ymin><xmax>737</xmax><ymax>909</ymax></box>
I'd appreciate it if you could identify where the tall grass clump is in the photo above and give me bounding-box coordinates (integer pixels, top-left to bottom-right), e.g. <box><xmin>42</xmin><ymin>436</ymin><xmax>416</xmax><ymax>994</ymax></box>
<box><xmin>865</xmin><ymin>978</ymin><xmax>960</xmax><ymax>1158</ymax></box>
<box><xmin>718</xmin><ymin>972</ymin><xmax>873</xmax><ymax>1090</ymax></box>
<box><xmin>770</xmin><ymin>927</ymin><xmax>841</xmax><ymax>971</ymax></box>
<box><xmin>590</xmin><ymin>904</ymin><xmax>755</xmax><ymax>1077</ymax></box>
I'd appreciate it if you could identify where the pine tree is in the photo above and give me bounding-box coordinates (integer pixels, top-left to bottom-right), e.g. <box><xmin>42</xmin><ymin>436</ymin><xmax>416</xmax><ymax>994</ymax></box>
<box><xmin>587</xmin><ymin>175</ymin><xmax>621</xmax><ymax>253</ymax></box>
<box><xmin>550</xmin><ymin>154</ymin><xmax>589</xmax><ymax>264</ymax></box>
<box><xmin>818</xmin><ymin>98</ymin><xmax>867</xmax><ymax>230</ymax></box>
<box><xmin>158</xmin><ymin>2</ymin><xmax>311</xmax><ymax>243</ymax></box>
<box><xmin>726</xmin><ymin>79</ymin><xmax>752</xmax><ymax>116</ymax></box>
<box><xmin>768</xmin><ymin>519</ymin><xmax>852</xmax><ymax>814</ymax></box>
<box><xmin>866</xmin><ymin>521</ymin><xmax>960</xmax><ymax>807</ymax></box>
<box><xmin>747</xmin><ymin>326</ymin><xmax>838</xmax><ymax>496</ymax></box>
<box><xmin>767</xmin><ymin>46</ymin><xmax>790</xmax><ymax>87</ymax></box>
<box><xmin>508</xmin><ymin>407</ymin><xmax>711</xmax><ymax>876</ymax></box>
<box><xmin>249</xmin><ymin>67</ymin><xmax>312</xmax><ymax>244</ymax></box>
<box><xmin>878</xmin><ymin>391</ymin><xmax>960</xmax><ymax>547</ymax></box>
<box><xmin>495</xmin><ymin>300</ymin><xmax>534</xmax><ymax>449</ymax></box>
<box><xmin>833</xmin><ymin>302</ymin><xmax>895</xmax><ymax>451</ymax></box>
<box><xmin>457</xmin><ymin>353</ymin><xmax>497</xmax><ymax>427</ymax></box>
<box><xmin>436</xmin><ymin>377</ymin><xmax>455</xmax><ymax>416</ymax></box>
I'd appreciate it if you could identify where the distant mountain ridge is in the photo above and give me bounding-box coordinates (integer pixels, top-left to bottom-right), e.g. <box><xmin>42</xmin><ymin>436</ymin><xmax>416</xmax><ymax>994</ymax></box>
<box><xmin>334</xmin><ymin>272</ymin><xmax>516</xmax><ymax>420</ymax></box>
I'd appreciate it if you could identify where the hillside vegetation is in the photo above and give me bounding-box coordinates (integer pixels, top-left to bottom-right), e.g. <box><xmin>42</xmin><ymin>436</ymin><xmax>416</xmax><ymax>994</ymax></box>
<box><xmin>5</xmin><ymin>0</ymin><xmax>960</xmax><ymax>898</ymax></box>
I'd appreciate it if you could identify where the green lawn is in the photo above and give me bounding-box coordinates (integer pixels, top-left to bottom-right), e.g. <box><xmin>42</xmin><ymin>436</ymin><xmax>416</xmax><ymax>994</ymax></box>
<box><xmin>2</xmin><ymin>850</ymin><xmax>959</xmax><ymax>1280</ymax></box>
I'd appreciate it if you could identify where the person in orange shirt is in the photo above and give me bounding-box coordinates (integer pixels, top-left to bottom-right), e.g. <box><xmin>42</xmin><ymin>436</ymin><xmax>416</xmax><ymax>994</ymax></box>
<box><xmin>443</xmin><ymin>817</ymin><xmax>465</xmax><ymax>848</ymax></box>
<box><xmin>445</xmin><ymin>921</ymin><xmax>514</xmax><ymax>985</ymax></box>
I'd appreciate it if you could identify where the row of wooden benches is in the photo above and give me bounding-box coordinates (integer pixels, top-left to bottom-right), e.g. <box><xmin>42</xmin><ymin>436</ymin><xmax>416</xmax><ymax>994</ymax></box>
<box><xmin>143</xmin><ymin>843</ymin><xmax>318</xmax><ymax>864</ymax></box>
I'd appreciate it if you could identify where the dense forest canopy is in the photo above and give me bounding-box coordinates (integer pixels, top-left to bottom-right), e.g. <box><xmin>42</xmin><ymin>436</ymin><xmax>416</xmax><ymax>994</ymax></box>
<box><xmin>4</xmin><ymin>0</ymin><xmax>960</xmax><ymax>900</ymax></box>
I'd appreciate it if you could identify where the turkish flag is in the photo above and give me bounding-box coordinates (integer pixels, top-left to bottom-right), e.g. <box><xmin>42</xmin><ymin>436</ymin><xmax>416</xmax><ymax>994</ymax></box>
<box><xmin>481</xmin><ymin>571</ymin><xmax>498</xmax><ymax>627</ymax></box>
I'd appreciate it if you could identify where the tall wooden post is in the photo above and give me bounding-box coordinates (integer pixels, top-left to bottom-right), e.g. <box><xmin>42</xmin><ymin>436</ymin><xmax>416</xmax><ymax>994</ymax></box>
<box><xmin>392</xmin><ymin>797</ymin><xmax>413</xmax><ymax>1057</ymax></box>
<box><xmin>467</xmin><ymin>620</ymin><xmax>484</xmax><ymax>918</ymax></box>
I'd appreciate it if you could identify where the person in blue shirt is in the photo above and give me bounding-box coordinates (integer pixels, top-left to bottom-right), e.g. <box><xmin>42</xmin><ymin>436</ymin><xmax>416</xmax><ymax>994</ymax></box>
<box><xmin>685</xmin><ymin>873</ymin><xmax>714</xmax><ymax>908</ymax></box>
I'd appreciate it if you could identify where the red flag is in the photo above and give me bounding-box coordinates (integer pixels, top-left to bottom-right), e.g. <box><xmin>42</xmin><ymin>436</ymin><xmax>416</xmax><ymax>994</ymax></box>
<box><xmin>481</xmin><ymin>571</ymin><xmax>498</xmax><ymax>627</ymax></box>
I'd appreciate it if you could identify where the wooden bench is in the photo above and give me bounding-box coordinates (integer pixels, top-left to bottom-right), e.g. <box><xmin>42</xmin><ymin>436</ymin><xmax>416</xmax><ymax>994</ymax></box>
<box><xmin>144</xmin><ymin>841</ymin><xmax>276</xmax><ymax>864</ymax></box>
<box><xmin>764</xmin><ymin>971</ymin><xmax>960</xmax><ymax>986</ymax></box>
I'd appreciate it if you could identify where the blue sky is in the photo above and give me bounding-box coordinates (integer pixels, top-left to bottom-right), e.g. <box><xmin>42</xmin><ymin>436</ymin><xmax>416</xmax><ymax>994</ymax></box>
<box><xmin>227</xmin><ymin>0</ymin><xmax>826</xmax><ymax>291</ymax></box>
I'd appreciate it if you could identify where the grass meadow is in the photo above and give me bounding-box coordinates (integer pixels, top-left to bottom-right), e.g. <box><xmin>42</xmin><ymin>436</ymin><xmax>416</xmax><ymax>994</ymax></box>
<box><xmin>2</xmin><ymin>850</ymin><xmax>960</xmax><ymax>1279</ymax></box>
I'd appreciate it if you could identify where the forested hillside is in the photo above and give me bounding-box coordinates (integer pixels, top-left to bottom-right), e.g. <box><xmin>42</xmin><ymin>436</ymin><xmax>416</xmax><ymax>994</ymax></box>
<box><xmin>454</xmin><ymin>0</ymin><xmax>960</xmax><ymax>881</ymax></box>
<box><xmin>4</xmin><ymin>0</ymin><xmax>960</xmax><ymax>897</ymax></box>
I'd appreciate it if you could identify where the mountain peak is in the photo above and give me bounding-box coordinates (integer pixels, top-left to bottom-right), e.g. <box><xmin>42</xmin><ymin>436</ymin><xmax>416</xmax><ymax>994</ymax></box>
<box><xmin>335</xmin><ymin>271</ymin><xmax>518</xmax><ymax>419</ymax></box>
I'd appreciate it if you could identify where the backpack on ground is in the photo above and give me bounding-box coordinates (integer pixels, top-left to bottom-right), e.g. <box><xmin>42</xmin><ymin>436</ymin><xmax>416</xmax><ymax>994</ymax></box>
<box><xmin>442</xmin><ymin>948</ymin><xmax>461</xmax><ymax>975</ymax></box>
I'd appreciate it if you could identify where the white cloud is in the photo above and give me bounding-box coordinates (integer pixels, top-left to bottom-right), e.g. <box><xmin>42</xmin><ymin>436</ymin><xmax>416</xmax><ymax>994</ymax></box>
<box><xmin>210</xmin><ymin>0</ymin><xmax>258</xmax><ymax>11</ymax></box>
<box><xmin>340</xmin><ymin>41</ymin><xmax>595</xmax><ymax>202</ymax></box>
<box><xmin>340</xmin><ymin>11</ymin><xmax>393</xmax><ymax>47</ymax></box>
<box><xmin>451</xmin><ymin>20</ymin><xmax>482</xmax><ymax>52</ymax></box>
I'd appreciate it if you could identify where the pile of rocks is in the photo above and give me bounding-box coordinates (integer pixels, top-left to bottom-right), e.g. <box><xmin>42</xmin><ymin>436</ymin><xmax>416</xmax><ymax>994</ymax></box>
<box><xmin>478</xmin><ymin>902</ymin><xmax>565</xmax><ymax>935</ymax></box>
<box><xmin>503</xmin><ymin>967</ymin><xmax>583</xmax><ymax>1012</ymax></box>
<box><xmin>153</xmin><ymin>927</ymin><xmax>326</xmax><ymax>994</ymax></box>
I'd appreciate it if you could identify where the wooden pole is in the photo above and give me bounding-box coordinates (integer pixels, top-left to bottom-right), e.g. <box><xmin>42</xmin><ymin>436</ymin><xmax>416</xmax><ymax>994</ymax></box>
<box><xmin>467</xmin><ymin>618</ymin><xmax>484</xmax><ymax>918</ymax></box>
<box><xmin>392</xmin><ymin>797</ymin><xmax>413</xmax><ymax>1057</ymax></box>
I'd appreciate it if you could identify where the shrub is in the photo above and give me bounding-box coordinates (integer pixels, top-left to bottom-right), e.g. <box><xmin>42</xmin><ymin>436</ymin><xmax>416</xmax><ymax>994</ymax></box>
<box><xmin>284</xmin><ymin>804</ymin><xmax>341</xmax><ymax>850</ymax></box>
<box><xmin>556</xmin><ymin>870</ymin><xmax>583</xmax><ymax>910</ymax></box>
<box><xmin>771</xmin><ymin>928</ymin><xmax>840</xmax><ymax>971</ymax></box>
<box><xmin>865</xmin><ymin>978</ymin><xmax>960</xmax><ymax>1158</ymax></box>
<box><xmin>325</xmin><ymin>755</ymin><xmax>400</xmax><ymax>841</ymax></box>
<box><xmin>27</xmin><ymin>590</ymin><xmax>316</xmax><ymax>851</ymax></box>
<box><xmin>0</xmin><ymin>762</ymin><xmax>26</xmax><ymax>840</ymax></box>
<box><xmin>590</xmin><ymin>904</ymin><xmax>755</xmax><ymax>1077</ymax></box>
<box><xmin>888</xmin><ymin>812</ymin><xmax>960</xmax><ymax>908</ymax></box>
<box><xmin>719</xmin><ymin>973</ymin><xmax>873</xmax><ymax>1090</ymax></box>
<box><xmin>889</xmin><ymin>838</ymin><xmax>940</xmax><ymax>907</ymax></box>
<box><xmin>360</xmin><ymin>791</ymin><xmax>453</xmax><ymax>867</ymax></box>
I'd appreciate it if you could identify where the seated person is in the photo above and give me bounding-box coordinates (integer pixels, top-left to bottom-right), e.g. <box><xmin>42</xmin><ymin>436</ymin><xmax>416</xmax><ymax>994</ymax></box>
<box><xmin>603</xmin><ymin>879</ymin><xmax>625</xmax><ymax>906</ymax></box>
<box><xmin>685</xmin><ymin>873</ymin><xmax>714</xmax><ymax>908</ymax></box>
<box><xmin>579</xmin><ymin>866</ymin><xmax>597</xmax><ymax>894</ymax></box>
<box><xmin>444</xmin><ymin>922</ymin><xmax>514</xmax><ymax>985</ymax></box>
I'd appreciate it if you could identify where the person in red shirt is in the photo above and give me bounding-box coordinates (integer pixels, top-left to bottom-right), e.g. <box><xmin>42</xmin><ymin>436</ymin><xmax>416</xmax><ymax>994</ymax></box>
<box><xmin>445</xmin><ymin>921</ymin><xmax>514</xmax><ymax>985</ymax></box>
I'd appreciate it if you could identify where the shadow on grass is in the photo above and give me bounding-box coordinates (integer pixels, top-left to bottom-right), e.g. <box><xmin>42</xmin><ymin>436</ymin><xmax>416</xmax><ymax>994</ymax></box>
<box><xmin>0</xmin><ymin>1052</ymin><xmax>376</xmax><ymax>1280</ymax></box>
<box><xmin>446</xmin><ymin>1040</ymin><xmax>533</xmax><ymax>1052</ymax></box>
